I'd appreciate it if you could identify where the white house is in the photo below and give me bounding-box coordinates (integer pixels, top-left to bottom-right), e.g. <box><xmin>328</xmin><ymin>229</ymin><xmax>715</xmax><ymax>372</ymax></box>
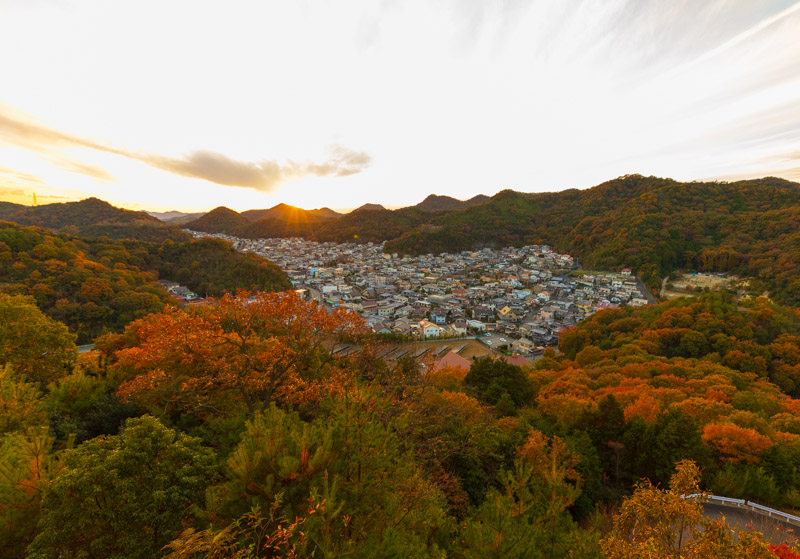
<box><xmin>418</xmin><ymin>320</ymin><xmax>444</xmax><ymax>338</ymax></box>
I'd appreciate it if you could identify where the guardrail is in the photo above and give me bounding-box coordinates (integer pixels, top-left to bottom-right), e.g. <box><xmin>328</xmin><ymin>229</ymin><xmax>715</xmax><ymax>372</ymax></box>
<box><xmin>683</xmin><ymin>493</ymin><xmax>800</xmax><ymax>527</ymax></box>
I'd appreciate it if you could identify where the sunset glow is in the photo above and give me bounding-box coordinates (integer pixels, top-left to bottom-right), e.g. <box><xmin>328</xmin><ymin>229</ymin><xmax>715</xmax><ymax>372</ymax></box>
<box><xmin>1</xmin><ymin>0</ymin><xmax>799</xmax><ymax>212</ymax></box>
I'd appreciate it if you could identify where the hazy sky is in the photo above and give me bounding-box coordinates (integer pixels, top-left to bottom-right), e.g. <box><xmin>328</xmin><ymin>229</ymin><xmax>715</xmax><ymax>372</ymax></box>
<box><xmin>1</xmin><ymin>0</ymin><xmax>799</xmax><ymax>212</ymax></box>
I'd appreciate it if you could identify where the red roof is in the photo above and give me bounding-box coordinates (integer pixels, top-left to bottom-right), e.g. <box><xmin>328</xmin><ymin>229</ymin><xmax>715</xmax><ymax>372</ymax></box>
<box><xmin>434</xmin><ymin>351</ymin><xmax>471</xmax><ymax>371</ymax></box>
<box><xmin>504</xmin><ymin>354</ymin><xmax>528</xmax><ymax>367</ymax></box>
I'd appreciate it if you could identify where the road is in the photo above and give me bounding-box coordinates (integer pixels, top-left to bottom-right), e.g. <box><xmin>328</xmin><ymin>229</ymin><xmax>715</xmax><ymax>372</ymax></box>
<box><xmin>634</xmin><ymin>275</ymin><xmax>659</xmax><ymax>304</ymax></box>
<box><xmin>701</xmin><ymin>503</ymin><xmax>800</xmax><ymax>544</ymax></box>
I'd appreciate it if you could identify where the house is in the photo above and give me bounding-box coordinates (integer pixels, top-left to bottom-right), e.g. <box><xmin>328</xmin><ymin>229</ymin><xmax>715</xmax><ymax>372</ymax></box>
<box><xmin>418</xmin><ymin>320</ymin><xmax>444</xmax><ymax>338</ymax></box>
<box><xmin>431</xmin><ymin>310</ymin><xmax>448</xmax><ymax>325</ymax></box>
<box><xmin>497</xmin><ymin>306</ymin><xmax>521</xmax><ymax>323</ymax></box>
<box><xmin>451</xmin><ymin>318</ymin><xmax>468</xmax><ymax>335</ymax></box>
<box><xmin>512</xmin><ymin>337</ymin><xmax>535</xmax><ymax>354</ymax></box>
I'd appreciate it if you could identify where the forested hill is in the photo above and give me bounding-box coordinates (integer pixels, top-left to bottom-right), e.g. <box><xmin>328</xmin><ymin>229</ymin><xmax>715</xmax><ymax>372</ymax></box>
<box><xmin>415</xmin><ymin>193</ymin><xmax>490</xmax><ymax>211</ymax></box>
<box><xmin>384</xmin><ymin>175</ymin><xmax>800</xmax><ymax>304</ymax></box>
<box><xmin>0</xmin><ymin>221</ymin><xmax>291</xmax><ymax>342</ymax></box>
<box><xmin>0</xmin><ymin>197</ymin><xmax>191</xmax><ymax>242</ymax></box>
<box><xmin>182</xmin><ymin>174</ymin><xmax>800</xmax><ymax>304</ymax></box>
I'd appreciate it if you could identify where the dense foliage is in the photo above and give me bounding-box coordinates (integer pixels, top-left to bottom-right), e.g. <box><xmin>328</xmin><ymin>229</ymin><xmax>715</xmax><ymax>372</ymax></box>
<box><xmin>387</xmin><ymin>175</ymin><xmax>800</xmax><ymax>304</ymax></box>
<box><xmin>0</xmin><ymin>198</ymin><xmax>190</xmax><ymax>242</ymax></box>
<box><xmin>6</xmin><ymin>190</ymin><xmax>800</xmax><ymax>556</ymax></box>
<box><xmin>2</xmin><ymin>282</ymin><xmax>799</xmax><ymax>557</ymax></box>
<box><xmin>0</xmin><ymin>222</ymin><xmax>290</xmax><ymax>342</ymax></box>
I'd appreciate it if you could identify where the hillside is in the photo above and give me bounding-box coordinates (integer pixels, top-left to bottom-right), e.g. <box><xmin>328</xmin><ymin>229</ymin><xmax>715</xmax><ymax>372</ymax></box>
<box><xmin>0</xmin><ymin>221</ymin><xmax>291</xmax><ymax>342</ymax></box>
<box><xmin>241</xmin><ymin>203</ymin><xmax>342</xmax><ymax>222</ymax></box>
<box><xmin>147</xmin><ymin>210</ymin><xmax>206</xmax><ymax>224</ymax></box>
<box><xmin>385</xmin><ymin>175</ymin><xmax>800</xmax><ymax>303</ymax></box>
<box><xmin>415</xmin><ymin>193</ymin><xmax>490</xmax><ymax>212</ymax></box>
<box><xmin>180</xmin><ymin>175</ymin><xmax>800</xmax><ymax>304</ymax></box>
<box><xmin>352</xmin><ymin>203</ymin><xmax>385</xmax><ymax>212</ymax></box>
<box><xmin>0</xmin><ymin>198</ymin><xmax>190</xmax><ymax>242</ymax></box>
<box><xmin>185</xmin><ymin>206</ymin><xmax>251</xmax><ymax>233</ymax></box>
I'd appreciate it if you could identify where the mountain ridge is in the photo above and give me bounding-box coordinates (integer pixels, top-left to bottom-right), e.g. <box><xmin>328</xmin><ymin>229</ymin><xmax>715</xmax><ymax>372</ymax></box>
<box><xmin>0</xmin><ymin>197</ymin><xmax>190</xmax><ymax>242</ymax></box>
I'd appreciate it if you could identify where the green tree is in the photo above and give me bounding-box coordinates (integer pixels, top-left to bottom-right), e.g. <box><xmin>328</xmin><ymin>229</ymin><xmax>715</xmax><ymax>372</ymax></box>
<box><xmin>27</xmin><ymin>416</ymin><xmax>217</xmax><ymax>559</ymax></box>
<box><xmin>0</xmin><ymin>293</ymin><xmax>76</xmax><ymax>383</ymax></box>
<box><xmin>464</xmin><ymin>357</ymin><xmax>534</xmax><ymax>410</ymax></box>
<box><xmin>458</xmin><ymin>430</ymin><xmax>601</xmax><ymax>558</ymax></box>
<box><xmin>204</xmin><ymin>390</ymin><xmax>451</xmax><ymax>558</ymax></box>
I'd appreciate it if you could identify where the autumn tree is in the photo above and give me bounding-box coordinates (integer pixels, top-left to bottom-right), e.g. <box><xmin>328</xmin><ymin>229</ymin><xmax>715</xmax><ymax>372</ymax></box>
<box><xmin>458</xmin><ymin>429</ymin><xmax>601</xmax><ymax>558</ymax></box>
<box><xmin>113</xmin><ymin>290</ymin><xmax>369</xmax><ymax>418</ymax></box>
<box><xmin>0</xmin><ymin>365</ymin><xmax>63</xmax><ymax>556</ymax></box>
<box><xmin>601</xmin><ymin>459</ymin><xmax>775</xmax><ymax>558</ymax></box>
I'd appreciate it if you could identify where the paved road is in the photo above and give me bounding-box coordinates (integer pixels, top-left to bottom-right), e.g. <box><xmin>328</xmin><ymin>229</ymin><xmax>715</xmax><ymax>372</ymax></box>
<box><xmin>701</xmin><ymin>503</ymin><xmax>800</xmax><ymax>544</ymax></box>
<box><xmin>634</xmin><ymin>275</ymin><xmax>658</xmax><ymax>304</ymax></box>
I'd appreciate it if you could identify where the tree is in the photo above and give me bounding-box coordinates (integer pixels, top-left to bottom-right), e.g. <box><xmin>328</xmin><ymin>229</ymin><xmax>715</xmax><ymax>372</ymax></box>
<box><xmin>702</xmin><ymin>423</ymin><xmax>773</xmax><ymax>465</ymax></box>
<box><xmin>464</xmin><ymin>356</ymin><xmax>534</xmax><ymax>410</ymax></box>
<box><xmin>0</xmin><ymin>427</ymin><xmax>63</xmax><ymax>557</ymax></box>
<box><xmin>601</xmin><ymin>460</ymin><xmax>775</xmax><ymax>558</ymax></box>
<box><xmin>26</xmin><ymin>416</ymin><xmax>216</xmax><ymax>559</ymax></box>
<box><xmin>458</xmin><ymin>429</ymin><xmax>601</xmax><ymax>558</ymax></box>
<box><xmin>197</xmin><ymin>390</ymin><xmax>451</xmax><ymax>557</ymax></box>
<box><xmin>113</xmin><ymin>290</ymin><xmax>369</xmax><ymax>418</ymax></box>
<box><xmin>0</xmin><ymin>294</ymin><xmax>76</xmax><ymax>383</ymax></box>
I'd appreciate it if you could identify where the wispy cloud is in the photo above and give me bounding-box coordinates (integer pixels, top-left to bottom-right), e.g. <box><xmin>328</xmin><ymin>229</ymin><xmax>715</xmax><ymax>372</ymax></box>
<box><xmin>0</xmin><ymin>164</ymin><xmax>47</xmax><ymax>187</ymax></box>
<box><xmin>40</xmin><ymin>154</ymin><xmax>116</xmax><ymax>183</ymax></box>
<box><xmin>135</xmin><ymin>146</ymin><xmax>372</xmax><ymax>190</ymax></box>
<box><xmin>0</xmin><ymin>105</ymin><xmax>371</xmax><ymax>191</ymax></box>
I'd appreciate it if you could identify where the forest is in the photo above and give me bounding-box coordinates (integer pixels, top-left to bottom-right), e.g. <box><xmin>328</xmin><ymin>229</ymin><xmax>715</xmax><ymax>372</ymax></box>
<box><xmin>0</xmin><ymin>221</ymin><xmax>290</xmax><ymax>342</ymax></box>
<box><xmin>186</xmin><ymin>175</ymin><xmax>800</xmax><ymax>305</ymax></box>
<box><xmin>4</xmin><ymin>285</ymin><xmax>800</xmax><ymax>557</ymax></box>
<box><xmin>5</xmin><ymin>188</ymin><xmax>800</xmax><ymax>557</ymax></box>
<box><xmin>0</xmin><ymin>198</ymin><xmax>190</xmax><ymax>243</ymax></box>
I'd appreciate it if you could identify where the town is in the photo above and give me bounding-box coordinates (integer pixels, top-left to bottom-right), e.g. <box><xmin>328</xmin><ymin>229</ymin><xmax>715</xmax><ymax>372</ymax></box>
<box><xmin>187</xmin><ymin>231</ymin><xmax>654</xmax><ymax>360</ymax></box>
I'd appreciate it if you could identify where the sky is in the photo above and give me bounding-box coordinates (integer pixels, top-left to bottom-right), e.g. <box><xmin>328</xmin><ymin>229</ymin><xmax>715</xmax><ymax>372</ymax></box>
<box><xmin>1</xmin><ymin>0</ymin><xmax>799</xmax><ymax>213</ymax></box>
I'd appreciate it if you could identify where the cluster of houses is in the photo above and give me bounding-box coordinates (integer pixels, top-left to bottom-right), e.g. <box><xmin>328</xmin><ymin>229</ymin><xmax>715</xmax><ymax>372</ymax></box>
<box><xmin>189</xmin><ymin>232</ymin><xmax>654</xmax><ymax>355</ymax></box>
<box><xmin>158</xmin><ymin>280</ymin><xmax>200</xmax><ymax>303</ymax></box>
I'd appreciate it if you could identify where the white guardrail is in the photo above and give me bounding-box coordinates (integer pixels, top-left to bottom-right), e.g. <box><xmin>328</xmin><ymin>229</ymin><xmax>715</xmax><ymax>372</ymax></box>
<box><xmin>683</xmin><ymin>493</ymin><xmax>800</xmax><ymax>527</ymax></box>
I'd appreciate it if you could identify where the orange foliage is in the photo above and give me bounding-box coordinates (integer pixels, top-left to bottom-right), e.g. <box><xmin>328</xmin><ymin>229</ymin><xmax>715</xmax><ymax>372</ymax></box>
<box><xmin>114</xmin><ymin>290</ymin><xmax>369</xmax><ymax>417</ymax></box>
<box><xmin>701</xmin><ymin>424</ymin><xmax>773</xmax><ymax>464</ymax></box>
<box><xmin>623</xmin><ymin>393</ymin><xmax>661</xmax><ymax>424</ymax></box>
<box><xmin>425</xmin><ymin>366</ymin><xmax>467</xmax><ymax>390</ymax></box>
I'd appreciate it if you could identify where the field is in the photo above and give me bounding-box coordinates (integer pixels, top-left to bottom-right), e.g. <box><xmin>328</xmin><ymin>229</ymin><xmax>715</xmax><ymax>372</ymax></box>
<box><xmin>661</xmin><ymin>272</ymin><xmax>748</xmax><ymax>300</ymax></box>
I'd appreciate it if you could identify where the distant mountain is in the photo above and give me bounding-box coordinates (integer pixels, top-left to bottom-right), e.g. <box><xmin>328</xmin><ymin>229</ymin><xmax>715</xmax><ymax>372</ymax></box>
<box><xmin>385</xmin><ymin>175</ymin><xmax>800</xmax><ymax>304</ymax></box>
<box><xmin>165</xmin><ymin>212</ymin><xmax>207</xmax><ymax>225</ymax></box>
<box><xmin>314</xmin><ymin>207</ymin><xmax>344</xmax><ymax>219</ymax></box>
<box><xmin>185</xmin><ymin>207</ymin><xmax>251</xmax><ymax>234</ymax></box>
<box><xmin>352</xmin><ymin>203</ymin><xmax>385</xmax><ymax>212</ymax></box>
<box><xmin>144</xmin><ymin>210</ymin><xmax>205</xmax><ymax>223</ymax></box>
<box><xmin>147</xmin><ymin>210</ymin><xmax>191</xmax><ymax>220</ymax></box>
<box><xmin>414</xmin><ymin>194</ymin><xmax>490</xmax><ymax>212</ymax></box>
<box><xmin>241</xmin><ymin>203</ymin><xmax>341</xmax><ymax>222</ymax></box>
<box><xmin>0</xmin><ymin>198</ymin><xmax>190</xmax><ymax>242</ymax></box>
